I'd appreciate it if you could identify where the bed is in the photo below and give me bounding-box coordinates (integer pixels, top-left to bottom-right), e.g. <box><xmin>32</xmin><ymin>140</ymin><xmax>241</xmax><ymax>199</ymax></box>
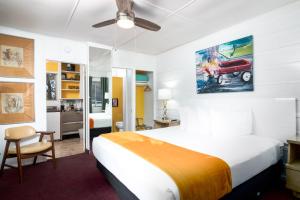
<box><xmin>89</xmin><ymin>113</ymin><xmax>112</xmax><ymax>140</ymax></box>
<box><xmin>92</xmin><ymin>98</ymin><xmax>296</xmax><ymax>200</ymax></box>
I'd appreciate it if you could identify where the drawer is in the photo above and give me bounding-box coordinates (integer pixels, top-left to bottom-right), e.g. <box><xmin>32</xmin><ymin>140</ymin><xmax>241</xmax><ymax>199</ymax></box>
<box><xmin>61</xmin><ymin>112</ymin><xmax>83</xmax><ymax>123</ymax></box>
<box><xmin>286</xmin><ymin>168</ymin><xmax>300</xmax><ymax>192</ymax></box>
<box><xmin>61</xmin><ymin>122</ymin><xmax>83</xmax><ymax>133</ymax></box>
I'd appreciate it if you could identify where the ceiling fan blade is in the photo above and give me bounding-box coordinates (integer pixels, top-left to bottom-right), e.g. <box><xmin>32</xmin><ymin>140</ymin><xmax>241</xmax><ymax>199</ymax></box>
<box><xmin>92</xmin><ymin>19</ymin><xmax>116</xmax><ymax>28</ymax></box>
<box><xmin>134</xmin><ymin>17</ymin><xmax>161</xmax><ymax>31</ymax></box>
<box><xmin>116</xmin><ymin>0</ymin><xmax>132</xmax><ymax>12</ymax></box>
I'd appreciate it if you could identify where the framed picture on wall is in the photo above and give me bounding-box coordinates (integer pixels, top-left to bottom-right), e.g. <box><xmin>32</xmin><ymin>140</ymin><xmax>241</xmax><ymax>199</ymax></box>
<box><xmin>0</xmin><ymin>82</ymin><xmax>35</xmax><ymax>124</ymax></box>
<box><xmin>112</xmin><ymin>98</ymin><xmax>118</xmax><ymax>107</ymax></box>
<box><xmin>0</xmin><ymin>34</ymin><xmax>34</xmax><ymax>78</ymax></box>
<box><xmin>195</xmin><ymin>35</ymin><xmax>253</xmax><ymax>94</ymax></box>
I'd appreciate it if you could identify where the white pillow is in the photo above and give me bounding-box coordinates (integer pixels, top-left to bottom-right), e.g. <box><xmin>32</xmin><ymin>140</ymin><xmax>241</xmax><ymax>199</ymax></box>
<box><xmin>178</xmin><ymin>106</ymin><xmax>194</xmax><ymax>131</ymax></box>
<box><xmin>179</xmin><ymin>106</ymin><xmax>211</xmax><ymax>137</ymax></box>
<box><xmin>195</xmin><ymin>107</ymin><xmax>211</xmax><ymax>137</ymax></box>
<box><xmin>210</xmin><ymin>109</ymin><xmax>253</xmax><ymax>137</ymax></box>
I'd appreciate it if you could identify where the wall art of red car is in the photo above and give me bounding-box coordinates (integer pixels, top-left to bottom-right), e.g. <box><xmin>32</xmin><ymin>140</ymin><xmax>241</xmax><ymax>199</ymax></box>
<box><xmin>214</xmin><ymin>59</ymin><xmax>252</xmax><ymax>84</ymax></box>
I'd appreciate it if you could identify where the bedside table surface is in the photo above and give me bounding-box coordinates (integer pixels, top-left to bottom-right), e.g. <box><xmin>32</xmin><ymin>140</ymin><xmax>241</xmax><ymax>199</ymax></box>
<box><xmin>154</xmin><ymin>119</ymin><xmax>172</xmax><ymax>124</ymax></box>
<box><xmin>287</xmin><ymin>136</ymin><xmax>300</xmax><ymax>145</ymax></box>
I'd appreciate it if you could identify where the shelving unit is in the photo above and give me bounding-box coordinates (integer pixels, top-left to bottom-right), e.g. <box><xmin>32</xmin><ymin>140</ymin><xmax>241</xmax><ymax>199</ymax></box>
<box><xmin>61</xmin><ymin>63</ymin><xmax>81</xmax><ymax>99</ymax></box>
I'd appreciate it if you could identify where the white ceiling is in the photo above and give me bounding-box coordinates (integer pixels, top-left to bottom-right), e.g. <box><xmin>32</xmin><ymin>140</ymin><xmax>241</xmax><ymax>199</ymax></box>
<box><xmin>0</xmin><ymin>0</ymin><xmax>297</xmax><ymax>55</ymax></box>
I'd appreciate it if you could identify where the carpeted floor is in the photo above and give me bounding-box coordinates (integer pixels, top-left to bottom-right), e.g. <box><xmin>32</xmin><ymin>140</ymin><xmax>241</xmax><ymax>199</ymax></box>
<box><xmin>0</xmin><ymin>153</ymin><xmax>119</xmax><ymax>200</ymax></box>
<box><xmin>0</xmin><ymin>153</ymin><xmax>295</xmax><ymax>200</ymax></box>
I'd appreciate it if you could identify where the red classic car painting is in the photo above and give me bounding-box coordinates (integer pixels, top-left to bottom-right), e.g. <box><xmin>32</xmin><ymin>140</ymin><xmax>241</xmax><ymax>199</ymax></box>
<box><xmin>215</xmin><ymin>59</ymin><xmax>252</xmax><ymax>84</ymax></box>
<box><xmin>195</xmin><ymin>35</ymin><xmax>253</xmax><ymax>94</ymax></box>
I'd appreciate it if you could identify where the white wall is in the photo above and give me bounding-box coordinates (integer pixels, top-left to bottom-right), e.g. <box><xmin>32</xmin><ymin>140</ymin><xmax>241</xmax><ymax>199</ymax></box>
<box><xmin>112</xmin><ymin>49</ymin><xmax>157</xmax><ymax>71</ymax></box>
<box><xmin>0</xmin><ymin>26</ymin><xmax>88</xmax><ymax>163</ymax></box>
<box><xmin>156</xmin><ymin>1</ymin><xmax>300</xmax><ymax>135</ymax></box>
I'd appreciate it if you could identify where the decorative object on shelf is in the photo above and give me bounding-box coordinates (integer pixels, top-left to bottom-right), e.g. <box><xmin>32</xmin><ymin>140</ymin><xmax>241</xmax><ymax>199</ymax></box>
<box><xmin>195</xmin><ymin>35</ymin><xmax>253</xmax><ymax>94</ymax></box>
<box><xmin>75</xmin><ymin>74</ymin><xmax>80</xmax><ymax>80</ymax></box>
<box><xmin>158</xmin><ymin>88</ymin><xmax>171</xmax><ymax>120</ymax></box>
<box><xmin>46</xmin><ymin>73</ymin><xmax>57</xmax><ymax>100</ymax></box>
<box><xmin>0</xmin><ymin>82</ymin><xmax>34</xmax><ymax>124</ymax></box>
<box><xmin>61</xmin><ymin>73</ymin><xmax>66</xmax><ymax>80</ymax></box>
<box><xmin>66</xmin><ymin>63</ymin><xmax>75</xmax><ymax>71</ymax></box>
<box><xmin>68</xmin><ymin>85</ymin><xmax>79</xmax><ymax>89</ymax></box>
<box><xmin>112</xmin><ymin>98</ymin><xmax>118</xmax><ymax>107</ymax></box>
<box><xmin>0</xmin><ymin>34</ymin><xmax>34</xmax><ymax>78</ymax></box>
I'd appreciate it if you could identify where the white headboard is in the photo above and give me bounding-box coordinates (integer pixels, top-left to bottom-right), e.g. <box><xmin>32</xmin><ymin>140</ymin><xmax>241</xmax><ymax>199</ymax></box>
<box><xmin>185</xmin><ymin>98</ymin><xmax>296</xmax><ymax>142</ymax></box>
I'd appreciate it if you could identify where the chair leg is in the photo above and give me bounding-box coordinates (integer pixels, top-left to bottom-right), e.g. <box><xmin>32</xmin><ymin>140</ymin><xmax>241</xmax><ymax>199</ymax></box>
<box><xmin>50</xmin><ymin>134</ymin><xmax>56</xmax><ymax>169</ymax></box>
<box><xmin>15</xmin><ymin>141</ymin><xmax>23</xmax><ymax>183</ymax></box>
<box><xmin>51</xmin><ymin>147</ymin><xmax>56</xmax><ymax>169</ymax></box>
<box><xmin>33</xmin><ymin>156</ymin><xmax>38</xmax><ymax>165</ymax></box>
<box><xmin>0</xmin><ymin>141</ymin><xmax>10</xmax><ymax>176</ymax></box>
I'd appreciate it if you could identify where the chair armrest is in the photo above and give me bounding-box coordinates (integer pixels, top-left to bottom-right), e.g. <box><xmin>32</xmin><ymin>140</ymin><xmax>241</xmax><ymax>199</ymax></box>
<box><xmin>36</xmin><ymin>131</ymin><xmax>55</xmax><ymax>135</ymax></box>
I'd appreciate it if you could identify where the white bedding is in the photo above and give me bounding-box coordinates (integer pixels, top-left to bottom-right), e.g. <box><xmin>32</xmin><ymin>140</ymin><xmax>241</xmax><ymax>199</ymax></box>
<box><xmin>89</xmin><ymin>113</ymin><xmax>112</xmax><ymax>128</ymax></box>
<box><xmin>93</xmin><ymin>127</ymin><xmax>281</xmax><ymax>200</ymax></box>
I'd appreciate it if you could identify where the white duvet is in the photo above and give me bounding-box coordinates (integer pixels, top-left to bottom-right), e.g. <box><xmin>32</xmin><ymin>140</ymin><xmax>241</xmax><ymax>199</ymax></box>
<box><xmin>93</xmin><ymin>127</ymin><xmax>281</xmax><ymax>200</ymax></box>
<box><xmin>89</xmin><ymin>113</ymin><xmax>112</xmax><ymax>128</ymax></box>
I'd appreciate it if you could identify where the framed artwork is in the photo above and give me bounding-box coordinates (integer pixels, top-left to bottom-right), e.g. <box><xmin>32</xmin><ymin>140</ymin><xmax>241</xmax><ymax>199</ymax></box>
<box><xmin>46</xmin><ymin>73</ymin><xmax>57</xmax><ymax>100</ymax></box>
<box><xmin>112</xmin><ymin>98</ymin><xmax>118</xmax><ymax>107</ymax></box>
<box><xmin>0</xmin><ymin>82</ymin><xmax>35</xmax><ymax>124</ymax></box>
<box><xmin>195</xmin><ymin>35</ymin><xmax>253</xmax><ymax>94</ymax></box>
<box><xmin>0</xmin><ymin>34</ymin><xmax>34</xmax><ymax>78</ymax></box>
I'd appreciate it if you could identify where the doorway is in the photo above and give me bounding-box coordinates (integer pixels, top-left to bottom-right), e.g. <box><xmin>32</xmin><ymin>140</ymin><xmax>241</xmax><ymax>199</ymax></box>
<box><xmin>135</xmin><ymin>70</ymin><xmax>154</xmax><ymax>130</ymax></box>
<box><xmin>46</xmin><ymin>60</ymin><xmax>85</xmax><ymax>158</ymax></box>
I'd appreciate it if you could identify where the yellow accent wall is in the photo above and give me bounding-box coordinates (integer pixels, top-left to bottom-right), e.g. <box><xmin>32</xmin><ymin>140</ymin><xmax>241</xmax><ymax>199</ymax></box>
<box><xmin>112</xmin><ymin>77</ymin><xmax>123</xmax><ymax>132</ymax></box>
<box><xmin>46</xmin><ymin>61</ymin><xmax>59</xmax><ymax>73</ymax></box>
<box><xmin>136</xmin><ymin>86</ymin><xmax>144</xmax><ymax>124</ymax></box>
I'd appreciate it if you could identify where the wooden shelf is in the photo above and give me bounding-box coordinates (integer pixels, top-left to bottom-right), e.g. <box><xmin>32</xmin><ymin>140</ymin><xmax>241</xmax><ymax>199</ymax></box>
<box><xmin>286</xmin><ymin>161</ymin><xmax>300</xmax><ymax>171</ymax></box>
<box><xmin>61</xmin><ymin>70</ymin><xmax>80</xmax><ymax>74</ymax></box>
<box><xmin>61</xmin><ymin>80</ymin><xmax>80</xmax><ymax>82</ymax></box>
<box><xmin>61</xmin><ymin>98</ymin><xmax>83</xmax><ymax>99</ymax></box>
<box><xmin>61</xmin><ymin>89</ymin><xmax>80</xmax><ymax>91</ymax></box>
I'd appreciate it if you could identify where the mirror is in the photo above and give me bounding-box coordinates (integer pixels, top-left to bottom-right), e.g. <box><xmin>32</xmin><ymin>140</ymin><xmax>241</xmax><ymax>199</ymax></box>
<box><xmin>90</xmin><ymin>76</ymin><xmax>109</xmax><ymax>113</ymax></box>
<box><xmin>88</xmin><ymin>47</ymin><xmax>112</xmax><ymax>141</ymax></box>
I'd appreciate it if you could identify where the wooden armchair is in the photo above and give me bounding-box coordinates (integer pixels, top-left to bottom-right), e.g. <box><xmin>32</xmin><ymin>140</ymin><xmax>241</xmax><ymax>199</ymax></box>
<box><xmin>136</xmin><ymin>118</ymin><xmax>152</xmax><ymax>131</ymax></box>
<box><xmin>0</xmin><ymin>126</ymin><xmax>56</xmax><ymax>183</ymax></box>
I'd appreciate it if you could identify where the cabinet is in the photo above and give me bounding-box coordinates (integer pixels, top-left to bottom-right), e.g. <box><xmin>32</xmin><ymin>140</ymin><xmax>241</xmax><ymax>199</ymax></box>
<box><xmin>60</xmin><ymin>111</ymin><xmax>83</xmax><ymax>138</ymax></box>
<box><xmin>286</xmin><ymin>137</ymin><xmax>300</xmax><ymax>198</ymax></box>
<box><xmin>46</xmin><ymin>112</ymin><xmax>61</xmax><ymax>140</ymax></box>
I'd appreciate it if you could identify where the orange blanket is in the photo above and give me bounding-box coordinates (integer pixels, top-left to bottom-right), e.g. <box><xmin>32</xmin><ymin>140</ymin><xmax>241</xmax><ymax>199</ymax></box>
<box><xmin>101</xmin><ymin>132</ymin><xmax>232</xmax><ymax>200</ymax></box>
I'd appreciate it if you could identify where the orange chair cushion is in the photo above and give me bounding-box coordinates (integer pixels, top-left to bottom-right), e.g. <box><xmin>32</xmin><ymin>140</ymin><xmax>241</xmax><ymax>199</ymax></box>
<box><xmin>8</xmin><ymin>142</ymin><xmax>52</xmax><ymax>154</ymax></box>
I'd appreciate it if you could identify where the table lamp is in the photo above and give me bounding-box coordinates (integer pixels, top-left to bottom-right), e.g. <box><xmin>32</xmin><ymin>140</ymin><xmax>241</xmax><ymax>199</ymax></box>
<box><xmin>158</xmin><ymin>88</ymin><xmax>171</xmax><ymax>120</ymax></box>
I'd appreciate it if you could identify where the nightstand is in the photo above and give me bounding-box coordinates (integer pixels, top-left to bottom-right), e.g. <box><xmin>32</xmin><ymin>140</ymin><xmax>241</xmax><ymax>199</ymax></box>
<box><xmin>286</xmin><ymin>137</ymin><xmax>300</xmax><ymax>198</ymax></box>
<box><xmin>154</xmin><ymin>119</ymin><xmax>180</xmax><ymax>129</ymax></box>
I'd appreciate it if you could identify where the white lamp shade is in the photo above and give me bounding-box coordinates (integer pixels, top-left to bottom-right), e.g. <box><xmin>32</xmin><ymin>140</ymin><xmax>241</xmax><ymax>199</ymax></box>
<box><xmin>158</xmin><ymin>88</ymin><xmax>171</xmax><ymax>100</ymax></box>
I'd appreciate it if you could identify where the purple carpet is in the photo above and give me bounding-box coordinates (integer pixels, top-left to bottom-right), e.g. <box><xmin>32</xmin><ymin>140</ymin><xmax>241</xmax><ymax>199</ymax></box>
<box><xmin>0</xmin><ymin>153</ymin><xmax>294</xmax><ymax>200</ymax></box>
<box><xmin>0</xmin><ymin>153</ymin><xmax>119</xmax><ymax>200</ymax></box>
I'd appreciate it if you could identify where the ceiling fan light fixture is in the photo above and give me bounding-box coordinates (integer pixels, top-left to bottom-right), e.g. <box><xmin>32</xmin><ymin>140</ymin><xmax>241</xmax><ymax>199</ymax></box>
<box><xmin>117</xmin><ymin>13</ymin><xmax>134</xmax><ymax>29</ymax></box>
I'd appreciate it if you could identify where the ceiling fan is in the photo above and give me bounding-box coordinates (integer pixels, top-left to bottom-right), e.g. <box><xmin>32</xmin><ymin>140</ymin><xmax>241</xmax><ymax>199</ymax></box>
<box><xmin>92</xmin><ymin>0</ymin><xmax>161</xmax><ymax>31</ymax></box>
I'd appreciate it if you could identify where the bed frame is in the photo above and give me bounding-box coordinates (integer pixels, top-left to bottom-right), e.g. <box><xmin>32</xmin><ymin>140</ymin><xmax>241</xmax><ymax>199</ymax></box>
<box><xmin>96</xmin><ymin>160</ymin><xmax>282</xmax><ymax>200</ymax></box>
<box><xmin>89</xmin><ymin>127</ymin><xmax>111</xmax><ymax>140</ymax></box>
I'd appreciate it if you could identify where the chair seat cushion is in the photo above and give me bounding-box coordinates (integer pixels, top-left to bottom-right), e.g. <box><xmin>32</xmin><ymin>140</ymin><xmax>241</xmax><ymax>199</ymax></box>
<box><xmin>8</xmin><ymin>142</ymin><xmax>52</xmax><ymax>154</ymax></box>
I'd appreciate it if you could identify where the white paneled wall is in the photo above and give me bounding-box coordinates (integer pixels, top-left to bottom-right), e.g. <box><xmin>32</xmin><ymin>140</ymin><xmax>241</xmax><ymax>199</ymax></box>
<box><xmin>0</xmin><ymin>26</ymin><xmax>88</xmax><ymax>163</ymax></box>
<box><xmin>156</xmin><ymin>1</ymin><xmax>300</xmax><ymax>135</ymax></box>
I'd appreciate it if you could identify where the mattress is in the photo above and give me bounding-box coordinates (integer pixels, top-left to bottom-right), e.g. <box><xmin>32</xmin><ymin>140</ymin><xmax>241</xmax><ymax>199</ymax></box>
<box><xmin>89</xmin><ymin>113</ymin><xmax>112</xmax><ymax>128</ymax></box>
<box><xmin>93</xmin><ymin>127</ymin><xmax>281</xmax><ymax>200</ymax></box>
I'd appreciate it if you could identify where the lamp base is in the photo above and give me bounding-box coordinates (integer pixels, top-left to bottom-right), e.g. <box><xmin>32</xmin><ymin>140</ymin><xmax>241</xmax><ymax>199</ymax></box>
<box><xmin>162</xmin><ymin>101</ymin><xmax>168</xmax><ymax>120</ymax></box>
